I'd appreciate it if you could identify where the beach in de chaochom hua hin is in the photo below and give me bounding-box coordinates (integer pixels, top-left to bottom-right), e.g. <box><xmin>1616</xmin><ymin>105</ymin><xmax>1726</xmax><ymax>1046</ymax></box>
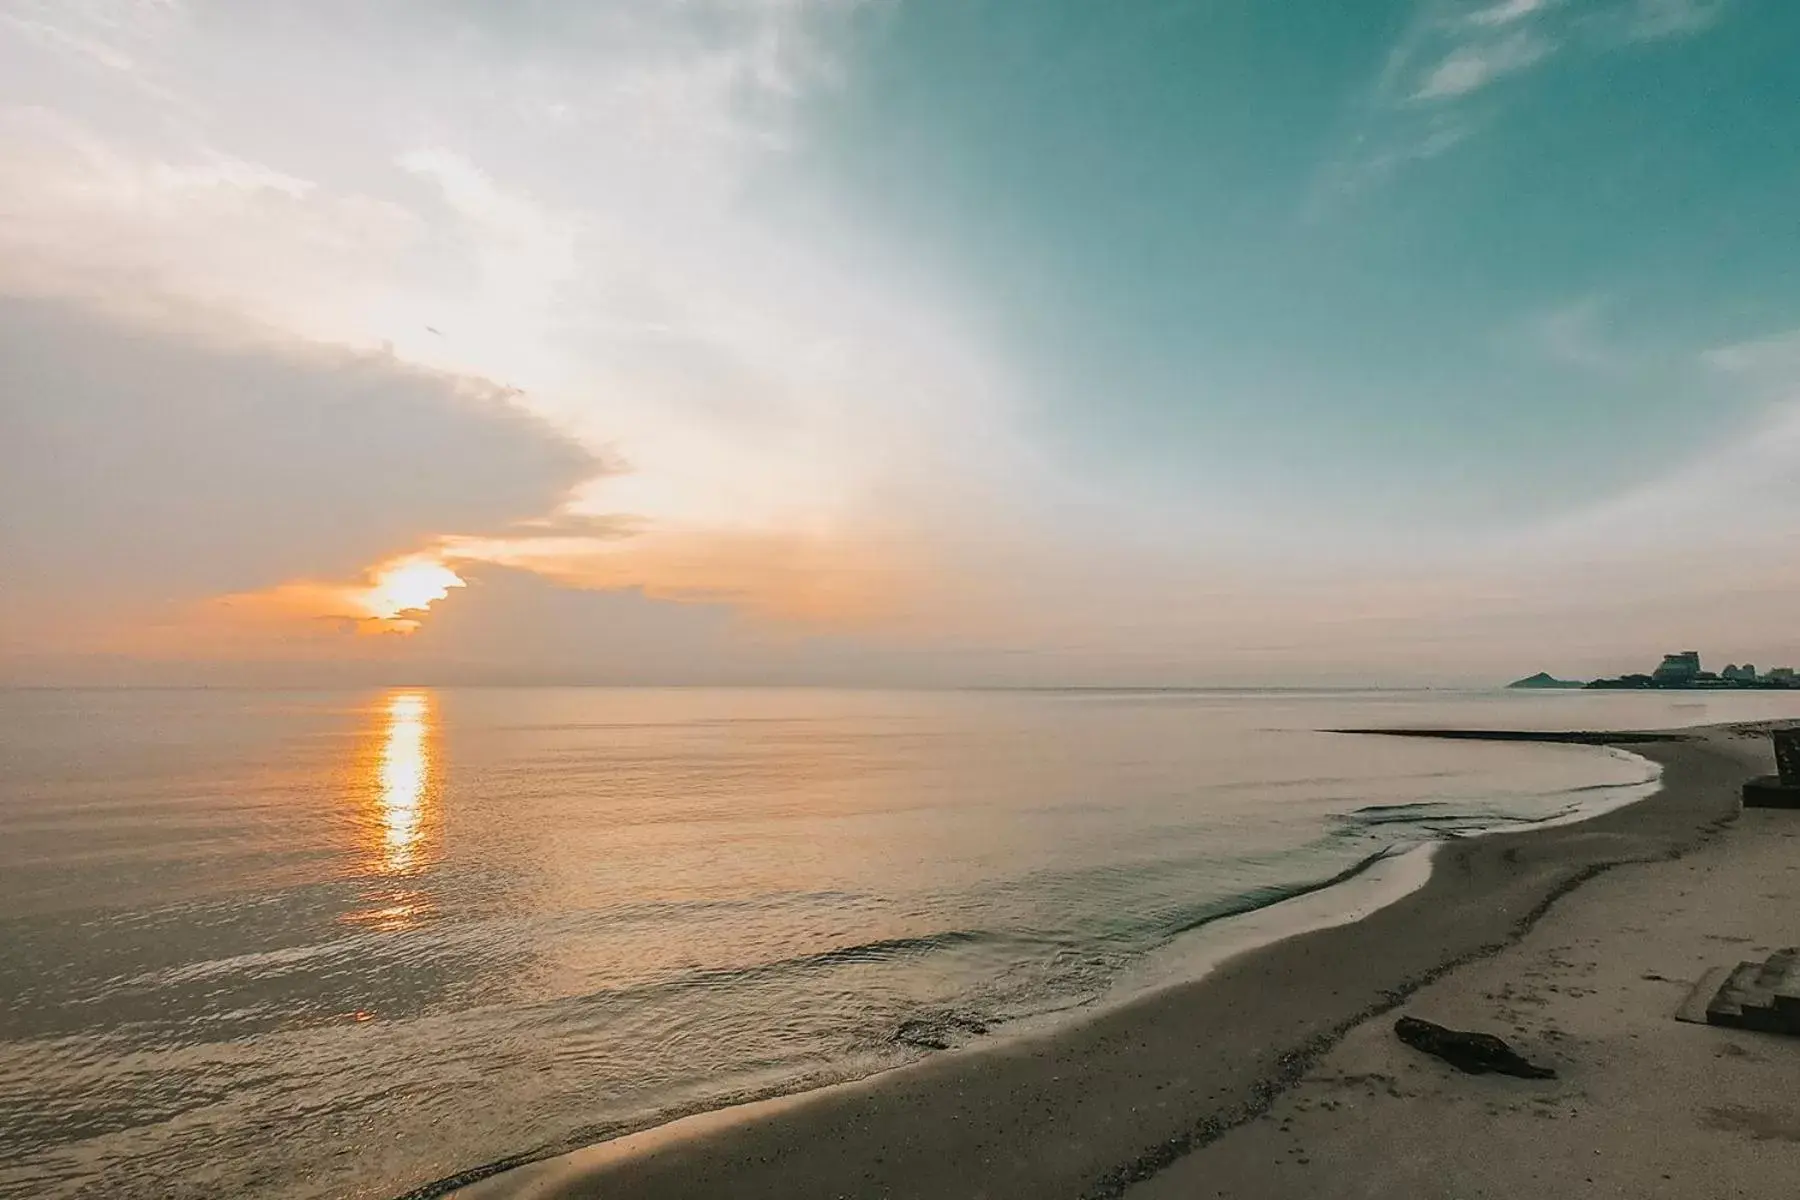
<box><xmin>443</xmin><ymin>721</ymin><xmax>1798</xmax><ymax>1200</ymax></box>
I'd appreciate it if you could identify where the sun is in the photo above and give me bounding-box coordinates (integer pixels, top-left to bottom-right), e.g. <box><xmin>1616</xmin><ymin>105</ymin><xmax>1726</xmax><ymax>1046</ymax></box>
<box><xmin>360</xmin><ymin>557</ymin><xmax>467</xmax><ymax>621</ymax></box>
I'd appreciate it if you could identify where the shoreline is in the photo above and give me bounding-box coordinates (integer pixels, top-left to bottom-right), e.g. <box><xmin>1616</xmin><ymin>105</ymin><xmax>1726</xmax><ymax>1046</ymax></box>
<box><xmin>1129</xmin><ymin>721</ymin><xmax>1797</xmax><ymax>1198</ymax></box>
<box><xmin>440</xmin><ymin>724</ymin><xmax>1760</xmax><ymax>1200</ymax></box>
<box><xmin>420</xmin><ymin>836</ymin><xmax>1451</xmax><ymax>1199</ymax></box>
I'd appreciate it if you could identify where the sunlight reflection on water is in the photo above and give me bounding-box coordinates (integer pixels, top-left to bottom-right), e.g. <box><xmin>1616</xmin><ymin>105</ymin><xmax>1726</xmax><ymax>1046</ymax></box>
<box><xmin>343</xmin><ymin>690</ymin><xmax>438</xmax><ymax>932</ymax></box>
<box><xmin>378</xmin><ymin>692</ymin><xmax>430</xmax><ymax>874</ymax></box>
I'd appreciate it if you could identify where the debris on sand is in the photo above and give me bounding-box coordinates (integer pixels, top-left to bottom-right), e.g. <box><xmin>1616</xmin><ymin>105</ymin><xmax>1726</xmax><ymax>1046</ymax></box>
<box><xmin>1394</xmin><ymin>1016</ymin><xmax>1556</xmax><ymax>1079</ymax></box>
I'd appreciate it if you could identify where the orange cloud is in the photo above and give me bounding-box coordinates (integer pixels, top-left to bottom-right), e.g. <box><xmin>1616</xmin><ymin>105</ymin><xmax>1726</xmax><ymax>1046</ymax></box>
<box><xmin>217</xmin><ymin>553</ymin><xmax>467</xmax><ymax>635</ymax></box>
<box><xmin>181</xmin><ymin>506</ymin><xmax>933</xmax><ymax>666</ymax></box>
<box><xmin>359</xmin><ymin>557</ymin><xmax>467</xmax><ymax>623</ymax></box>
<box><xmin>437</xmin><ymin>525</ymin><xmax>925</xmax><ymax>628</ymax></box>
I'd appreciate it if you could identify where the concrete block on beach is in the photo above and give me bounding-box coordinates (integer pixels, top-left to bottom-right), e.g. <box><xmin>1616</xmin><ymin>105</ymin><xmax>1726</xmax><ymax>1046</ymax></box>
<box><xmin>1695</xmin><ymin>949</ymin><xmax>1800</xmax><ymax>1035</ymax></box>
<box><xmin>1743</xmin><ymin>776</ymin><xmax>1800</xmax><ymax>807</ymax></box>
<box><xmin>1775</xmin><ymin>727</ymin><xmax>1800</xmax><ymax>785</ymax></box>
<box><xmin>1740</xmin><ymin>727</ymin><xmax>1800</xmax><ymax>807</ymax></box>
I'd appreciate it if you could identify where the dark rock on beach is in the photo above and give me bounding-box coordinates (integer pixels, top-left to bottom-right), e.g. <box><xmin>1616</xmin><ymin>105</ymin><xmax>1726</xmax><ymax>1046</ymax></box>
<box><xmin>1393</xmin><ymin>1016</ymin><xmax>1556</xmax><ymax>1079</ymax></box>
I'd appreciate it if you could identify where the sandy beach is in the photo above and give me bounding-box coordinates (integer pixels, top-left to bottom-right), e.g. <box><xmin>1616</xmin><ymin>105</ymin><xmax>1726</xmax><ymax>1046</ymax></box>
<box><xmin>448</xmin><ymin>723</ymin><xmax>1793</xmax><ymax>1200</ymax></box>
<box><xmin>1129</xmin><ymin>734</ymin><xmax>1800</xmax><ymax>1199</ymax></box>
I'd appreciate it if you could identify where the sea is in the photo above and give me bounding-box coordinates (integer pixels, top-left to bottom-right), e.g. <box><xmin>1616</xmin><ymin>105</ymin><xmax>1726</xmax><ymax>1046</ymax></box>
<box><xmin>3</xmin><ymin>686</ymin><xmax>1798</xmax><ymax>1200</ymax></box>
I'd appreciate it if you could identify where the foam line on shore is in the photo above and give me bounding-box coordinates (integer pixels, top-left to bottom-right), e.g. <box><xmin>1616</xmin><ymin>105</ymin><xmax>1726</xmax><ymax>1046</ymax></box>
<box><xmin>422</xmin><ymin>842</ymin><xmax>1440</xmax><ymax>1200</ymax></box>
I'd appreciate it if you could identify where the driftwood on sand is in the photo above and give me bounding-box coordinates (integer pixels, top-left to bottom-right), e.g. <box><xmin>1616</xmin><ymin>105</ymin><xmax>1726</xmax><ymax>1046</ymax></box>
<box><xmin>1393</xmin><ymin>1016</ymin><xmax>1556</xmax><ymax>1079</ymax></box>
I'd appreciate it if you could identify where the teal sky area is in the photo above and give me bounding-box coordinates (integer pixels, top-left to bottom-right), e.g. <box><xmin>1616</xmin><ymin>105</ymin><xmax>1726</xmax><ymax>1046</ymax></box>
<box><xmin>791</xmin><ymin>0</ymin><xmax>1800</xmax><ymax>525</ymax></box>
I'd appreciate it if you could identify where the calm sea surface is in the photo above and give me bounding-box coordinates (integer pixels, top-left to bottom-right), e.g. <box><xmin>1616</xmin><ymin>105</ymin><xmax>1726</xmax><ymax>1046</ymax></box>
<box><xmin>3</xmin><ymin>686</ymin><xmax>1798</xmax><ymax>1199</ymax></box>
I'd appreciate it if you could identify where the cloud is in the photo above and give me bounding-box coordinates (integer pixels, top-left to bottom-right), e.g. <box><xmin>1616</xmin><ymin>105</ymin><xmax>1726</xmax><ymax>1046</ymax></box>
<box><xmin>1309</xmin><ymin>1</ymin><xmax>1556</xmax><ymax>207</ymax></box>
<box><xmin>1517</xmin><ymin>400</ymin><xmax>1800</xmax><ymax>550</ymax></box>
<box><xmin>1</xmin><ymin>0</ymin><xmax>1036</xmax><ymax>655</ymax></box>
<box><xmin>1</xmin><ymin>10</ymin><xmax>136</xmax><ymax>72</ymax></box>
<box><xmin>1413</xmin><ymin>28</ymin><xmax>1555</xmax><ymax>99</ymax></box>
<box><xmin>1704</xmin><ymin>328</ymin><xmax>1800</xmax><ymax>381</ymax></box>
<box><xmin>404</xmin><ymin>570</ymin><xmax>778</xmax><ymax>684</ymax></box>
<box><xmin>206</xmin><ymin>510</ymin><xmax>931</xmax><ymax>654</ymax></box>
<box><xmin>0</xmin><ymin>293</ymin><xmax>598</xmax><ymax>655</ymax></box>
<box><xmin>1518</xmin><ymin>295</ymin><xmax>1638</xmax><ymax>374</ymax></box>
<box><xmin>1316</xmin><ymin>0</ymin><xmax>1734</xmax><ymax>208</ymax></box>
<box><xmin>1487</xmin><ymin>328</ymin><xmax>1800</xmax><ymax>630</ymax></box>
<box><xmin>1623</xmin><ymin>0</ymin><xmax>1731</xmax><ymax>41</ymax></box>
<box><xmin>0</xmin><ymin>105</ymin><xmax>425</xmax><ymax>333</ymax></box>
<box><xmin>217</xmin><ymin>556</ymin><xmax>471</xmax><ymax>637</ymax></box>
<box><xmin>398</xmin><ymin>147</ymin><xmax>576</xmax><ymax>299</ymax></box>
<box><xmin>438</xmin><ymin>523</ymin><xmax>930</xmax><ymax>627</ymax></box>
<box><xmin>1469</xmin><ymin>0</ymin><xmax>1557</xmax><ymax>27</ymax></box>
<box><xmin>0</xmin><ymin>0</ymin><xmax>187</xmax><ymax>86</ymax></box>
<box><xmin>271</xmin><ymin>566</ymin><xmax>971</xmax><ymax>688</ymax></box>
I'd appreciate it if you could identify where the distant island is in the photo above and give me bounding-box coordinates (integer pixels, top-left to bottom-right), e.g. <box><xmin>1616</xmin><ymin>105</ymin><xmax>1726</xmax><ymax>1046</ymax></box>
<box><xmin>1507</xmin><ymin>672</ymin><xmax>1586</xmax><ymax>689</ymax></box>
<box><xmin>1511</xmin><ymin>650</ymin><xmax>1800</xmax><ymax>691</ymax></box>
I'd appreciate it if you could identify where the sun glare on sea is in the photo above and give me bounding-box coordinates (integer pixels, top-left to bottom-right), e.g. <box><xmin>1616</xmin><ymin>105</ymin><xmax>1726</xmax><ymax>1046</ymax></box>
<box><xmin>343</xmin><ymin>690</ymin><xmax>440</xmax><ymax>932</ymax></box>
<box><xmin>376</xmin><ymin>691</ymin><xmax>432</xmax><ymax>874</ymax></box>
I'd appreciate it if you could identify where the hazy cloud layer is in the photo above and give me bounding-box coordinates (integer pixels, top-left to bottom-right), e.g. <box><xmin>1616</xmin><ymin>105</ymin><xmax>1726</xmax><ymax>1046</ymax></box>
<box><xmin>0</xmin><ymin>294</ymin><xmax>596</xmax><ymax>652</ymax></box>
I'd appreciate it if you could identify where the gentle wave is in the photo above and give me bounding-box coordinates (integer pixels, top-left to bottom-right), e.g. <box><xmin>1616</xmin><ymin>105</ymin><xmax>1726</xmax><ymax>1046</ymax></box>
<box><xmin>1164</xmin><ymin>846</ymin><xmax>1402</xmax><ymax>937</ymax></box>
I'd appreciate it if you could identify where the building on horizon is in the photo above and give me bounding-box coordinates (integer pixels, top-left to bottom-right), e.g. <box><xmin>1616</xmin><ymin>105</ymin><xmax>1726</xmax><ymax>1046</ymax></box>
<box><xmin>1585</xmin><ymin>652</ymin><xmax>1799</xmax><ymax>690</ymax></box>
<box><xmin>1652</xmin><ymin>651</ymin><xmax>1702</xmax><ymax>686</ymax></box>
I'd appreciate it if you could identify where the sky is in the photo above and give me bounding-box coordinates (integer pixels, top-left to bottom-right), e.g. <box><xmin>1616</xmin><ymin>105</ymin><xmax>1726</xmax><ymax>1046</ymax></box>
<box><xmin>2</xmin><ymin>0</ymin><xmax>1797</xmax><ymax>687</ymax></box>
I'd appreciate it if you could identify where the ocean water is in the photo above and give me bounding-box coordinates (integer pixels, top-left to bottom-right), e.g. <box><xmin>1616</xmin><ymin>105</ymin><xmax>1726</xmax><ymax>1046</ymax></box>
<box><xmin>3</xmin><ymin>686</ymin><xmax>1798</xmax><ymax>1200</ymax></box>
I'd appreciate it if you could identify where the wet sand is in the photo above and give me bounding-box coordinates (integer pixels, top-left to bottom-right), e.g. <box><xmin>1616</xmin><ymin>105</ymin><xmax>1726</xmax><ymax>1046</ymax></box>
<box><xmin>450</xmin><ymin>725</ymin><xmax>1777</xmax><ymax>1200</ymax></box>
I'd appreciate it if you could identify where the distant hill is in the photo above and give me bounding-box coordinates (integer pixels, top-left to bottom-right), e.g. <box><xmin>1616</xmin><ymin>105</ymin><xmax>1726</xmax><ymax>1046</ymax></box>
<box><xmin>1507</xmin><ymin>672</ymin><xmax>1587</xmax><ymax>689</ymax></box>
